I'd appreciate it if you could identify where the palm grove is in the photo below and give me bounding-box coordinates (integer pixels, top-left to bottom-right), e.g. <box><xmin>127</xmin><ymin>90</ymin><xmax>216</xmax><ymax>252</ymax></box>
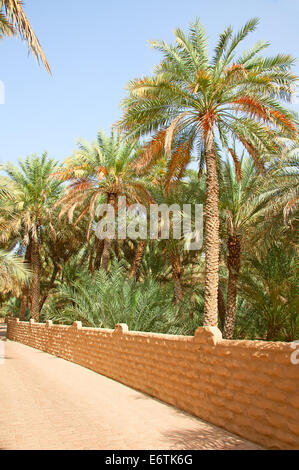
<box><xmin>0</xmin><ymin>3</ymin><xmax>298</xmax><ymax>341</ymax></box>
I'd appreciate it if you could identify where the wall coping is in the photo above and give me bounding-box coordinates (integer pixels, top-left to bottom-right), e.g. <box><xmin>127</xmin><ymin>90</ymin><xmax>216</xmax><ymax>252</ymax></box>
<box><xmin>6</xmin><ymin>316</ymin><xmax>295</xmax><ymax>351</ymax></box>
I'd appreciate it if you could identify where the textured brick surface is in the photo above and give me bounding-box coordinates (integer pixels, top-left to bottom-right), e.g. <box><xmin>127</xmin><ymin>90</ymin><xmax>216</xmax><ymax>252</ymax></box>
<box><xmin>6</xmin><ymin>318</ymin><xmax>299</xmax><ymax>449</ymax></box>
<box><xmin>0</xmin><ymin>323</ymin><xmax>261</xmax><ymax>450</ymax></box>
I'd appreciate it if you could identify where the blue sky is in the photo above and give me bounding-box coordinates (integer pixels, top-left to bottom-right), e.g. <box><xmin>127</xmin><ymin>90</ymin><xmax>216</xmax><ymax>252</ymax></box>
<box><xmin>0</xmin><ymin>0</ymin><xmax>298</xmax><ymax>165</ymax></box>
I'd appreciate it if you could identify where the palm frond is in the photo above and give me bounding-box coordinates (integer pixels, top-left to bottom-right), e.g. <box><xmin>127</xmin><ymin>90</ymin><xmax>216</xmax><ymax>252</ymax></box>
<box><xmin>3</xmin><ymin>0</ymin><xmax>51</xmax><ymax>73</ymax></box>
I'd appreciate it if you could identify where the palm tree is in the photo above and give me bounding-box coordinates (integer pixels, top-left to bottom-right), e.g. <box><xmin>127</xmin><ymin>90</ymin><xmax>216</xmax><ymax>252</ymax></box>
<box><xmin>54</xmin><ymin>130</ymin><xmax>152</xmax><ymax>271</ymax></box>
<box><xmin>219</xmin><ymin>156</ymin><xmax>273</xmax><ymax>338</ymax></box>
<box><xmin>39</xmin><ymin>206</ymin><xmax>88</xmax><ymax>310</ymax></box>
<box><xmin>3</xmin><ymin>153</ymin><xmax>62</xmax><ymax>320</ymax></box>
<box><xmin>127</xmin><ymin>156</ymin><xmax>169</xmax><ymax>280</ymax></box>
<box><xmin>0</xmin><ymin>0</ymin><xmax>51</xmax><ymax>73</ymax></box>
<box><xmin>117</xmin><ymin>17</ymin><xmax>297</xmax><ymax>327</ymax></box>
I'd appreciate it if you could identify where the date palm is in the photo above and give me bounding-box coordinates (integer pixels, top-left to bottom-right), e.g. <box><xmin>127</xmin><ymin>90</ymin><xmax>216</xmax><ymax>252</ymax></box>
<box><xmin>0</xmin><ymin>0</ymin><xmax>50</xmax><ymax>72</ymax></box>
<box><xmin>54</xmin><ymin>130</ymin><xmax>152</xmax><ymax>271</ymax></box>
<box><xmin>220</xmin><ymin>156</ymin><xmax>273</xmax><ymax>338</ymax></box>
<box><xmin>117</xmin><ymin>17</ymin><xmax>297</xmax><ymax>327</ymax></box>
<box><xmin>3</xmin><ymin>153</ymin><xmax>62</xmax><ymax>320</ymax></box>
<box><xmin>39</xmin><ymin>207</ymin><xmax>88</xmax><ymax>310</ymax></box>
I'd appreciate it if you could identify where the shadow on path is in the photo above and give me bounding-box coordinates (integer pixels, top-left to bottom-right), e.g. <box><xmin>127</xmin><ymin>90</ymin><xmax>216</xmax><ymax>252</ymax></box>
<box><xmin>162</xmin><ymin>426</ymin><xmax>262</xmax><ymax>450</ymax></box>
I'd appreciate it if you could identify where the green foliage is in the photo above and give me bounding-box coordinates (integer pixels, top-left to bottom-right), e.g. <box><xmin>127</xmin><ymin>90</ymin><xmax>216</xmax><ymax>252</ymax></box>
<box><xmin>42</xmin><ymin>261</ymin><xmax>203</xmax><ymax>335</ymax></box>
<box><xmin>238</xmin><ymin>244</ymin><xmax>299</xmax><ymax>341</ymax></box>
<box><xmin>0</xmin><ymin>297</ymin><xmax>27</xmax><ymax>319</ymax></box>
<box><xmin>0</xmin><ymin>249</ymin><xmax>31</xmax><ymax>295</ymax></box>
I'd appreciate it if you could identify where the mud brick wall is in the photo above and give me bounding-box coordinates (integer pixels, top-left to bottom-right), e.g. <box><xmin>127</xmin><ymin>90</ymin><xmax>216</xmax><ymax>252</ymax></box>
<box><xmin>6</xmin><ymin>317</ymin><xmax>299</xmax><ymax>449</ymax></box>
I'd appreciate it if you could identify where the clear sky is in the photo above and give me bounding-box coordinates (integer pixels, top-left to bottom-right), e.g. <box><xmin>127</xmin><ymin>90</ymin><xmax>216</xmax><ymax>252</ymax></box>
<box><xmin>0</xmin><ymin>0</ymin><xmax>298</xmax><ymax>165</ymax></box>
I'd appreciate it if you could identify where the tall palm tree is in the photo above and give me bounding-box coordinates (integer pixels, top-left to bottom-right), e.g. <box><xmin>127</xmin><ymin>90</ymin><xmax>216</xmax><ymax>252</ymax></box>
<box><xmin>0</xmin><ymin>0</ymin><xmax>51</xmax><ymax>72</ymax></box>
<box><xmin>54</xmin><ymin>130</ymin><xmax>152</xmax><ymax>271</ymax></box>
<box><xmin>219</xmin><ymin>156</ymin><xmax>273</xmax><ymax>338</ymax></box>
<box><xmin>3</xmin><ymin>153</ymin><xmax>62</xmax><ymax>320</ymax></box>
<box><xmin>39</xmin><ymin>206</ymin><xmax>88</xmax><ymax>310</ymax></box>
<box><xmin>117</xmin><ymin>18</ymin><xmax>297</xmax><ymax>327</ymax></box>
<box><xmin>127</xmin><ymin>155</ymin><xmax>169</xmax><ymax>280</ymax></box>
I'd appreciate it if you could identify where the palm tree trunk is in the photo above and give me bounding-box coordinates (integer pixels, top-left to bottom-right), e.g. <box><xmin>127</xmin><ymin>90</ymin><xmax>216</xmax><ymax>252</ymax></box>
<box><xmin>19</xmin><ymin>287</ymin><xmax>28</xmax><ymax>321</ymax></box>
<box><xmin>30</xmin><ymin>237</ymin><xmax>40</xmax><ymax>321</ymax></box>
<box><xmin>40</xmin><ymin>263</ymin><xmax>59</xmax><ymax>311</ymax></box>
<box><xmin>101</xmin><ymin>239</ymin><xmax>112</xmax><ymax>271</ymax></box>
<box><xmin>19</xmin><ymin>242</ymin><xmax>31</xmax><ymax>320</ymax></box>
<box><xmin>88</xmin><ymin>249</ymin><xmax>94</xmax><ymax>273</ymax></box>
<box><xmin>223</xmin><ymin>235</ymin><xmax>241</xmax><ymax>339</ymax></box>
<box><xmin>128</xmin><ymin>241</ymin><xmax>146</xmax><ymax>280</ymax></box>
<box><xmin>218</xmin><ymin>285</ymin><xmax>226</xmax><ymax>331</ymax></box>
<box><xmin>101</xmin><ymin>193</ymin><xmax>116</xmax><ymax>272</ymax></box>
<box><xmin>203</xmin><ymin>127</ymin><xmax>219</xmax><ymax>326</ymax></box>
<box><xmin>171</xmin><ymin>251</ymin><xmax>183</xmax><ymax>304</ymax></box>
<box><xmin>94</xmin><ymin>239</ymin><xmax>104</xmax><ymax>270</ymax></box>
